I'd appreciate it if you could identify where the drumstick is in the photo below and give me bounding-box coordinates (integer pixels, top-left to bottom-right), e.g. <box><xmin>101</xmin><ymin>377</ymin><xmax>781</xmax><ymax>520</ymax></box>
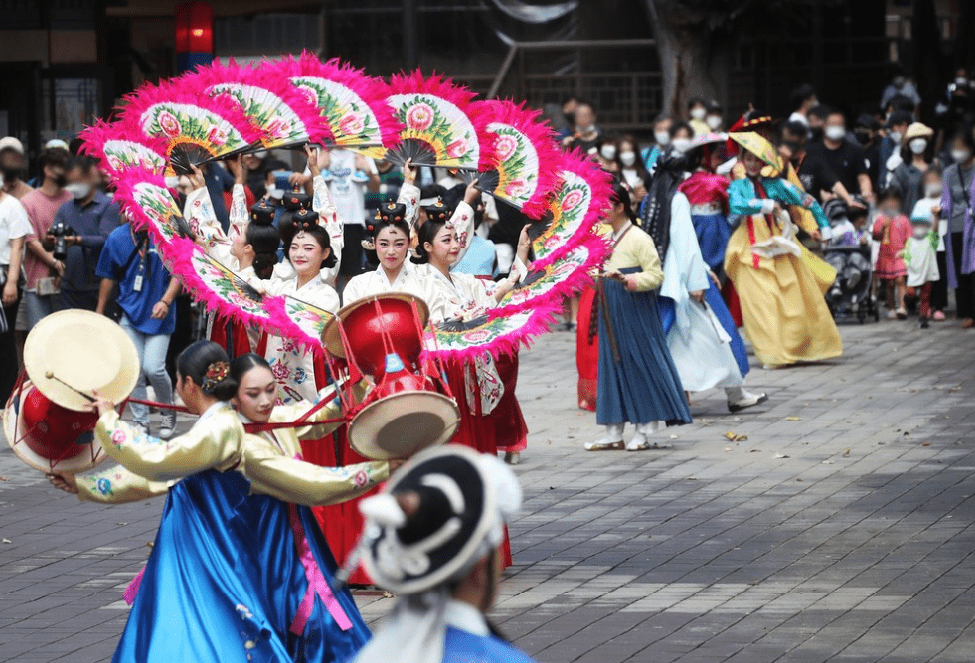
<box><xmin>44</xmin><ymin>371</ymin><xmax>96</xmax><ymax>403</ymax></box>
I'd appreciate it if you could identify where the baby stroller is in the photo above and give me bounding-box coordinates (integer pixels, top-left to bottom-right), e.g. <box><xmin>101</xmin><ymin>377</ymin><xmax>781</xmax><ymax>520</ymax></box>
<box><xmin>822</xmin><ymin>198</ymin><xmax>879</xmax><ymax>324</ymax></box>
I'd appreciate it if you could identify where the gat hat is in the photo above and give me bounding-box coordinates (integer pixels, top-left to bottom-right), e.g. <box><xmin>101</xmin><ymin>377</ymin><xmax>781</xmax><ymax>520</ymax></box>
<box><xmin>24</xmin><ymin>309</ymin><xmax>140</xmax><ymax>412</ymax></box>
<box><xmin>357</xmin><ymin>445</ymin><xmax>522</xmax><ymax>594</ymax></box>
<box><xmin>250</xmin><ymin>198</ymin><xmax>277</xmax><ymax>225</ymax></box>
<box><xmin>0</xmin><ymin>136</ymin><xmax>24</xmax><ymax>155</ymax></box>
<box><xmin>282</xmin><ymin>183</ymin><xmax>311</xmax><ymax>211</ymax></box>
<box><xmin>904</xmin><ymin>122</ymin><xmax>934</xmax><ymax>141</ymax></box>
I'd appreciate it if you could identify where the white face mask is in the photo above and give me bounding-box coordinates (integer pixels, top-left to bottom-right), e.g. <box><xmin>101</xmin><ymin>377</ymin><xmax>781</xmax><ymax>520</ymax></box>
<box><xmin>912</xmin><ymin>226</ymin><xmax>929</xmax><ymax>239</ymax></box>
<box><xmin>924</xmin><ymin>183</ymin><xmax>942</xmax><ymax>198</ymax></box>
<box><xmin>951</xmin><ymin>149</ymin><xmax>972</xmax><ymax>164</ymax></box>
<box><xmin>576</xmin><ymin>124</ymin><xmax>595</xmax><ymax>135</ymax></box>
<box><xmin>620</xmin><ymin>151</ymin><xmax>636</xmax><ymax>167</ymax></box>
<box><xmin>654</xmin><ymin>131</ymin><xmax>671</xmax><ymax>146</ymax></box>
<box><xmin>690</xmin><ymin>107</ymin><xmax>707</xmax><ymax>121</ymax></box>
<box><xmin>956</xmin><ymin>77</ymin><xmax>968</xmax><ymax>87</ymax></box>
<box><xmin>266</xmin><ymin>187</ymin><xmax>284</xmax><ymax>200</ymax></box>
<box><xmin>889</xmin><ymin>131</ymin><xmax>903</xmax><ymax>144</ymax></box>
<box><xmin>65</xmin><ymin>182</ymin><xmax>92</xmax><ymax>200</ymax></box>
<box><xmin>908</xmin><ymin>138</ymin><xmax>928</xmax><ymax>154</ymax></box>
<box><xmin>600</xmin><ymin>144</ymin><xmax>617</xmax><ymax>160</ymax></box>
<box><xmin>824</xmin><ymin>125</ymin><xmax>846</xmax><ymax>142</ymax></box>
<box><xmin>672</xmin><ymin>138</ymin><xmax>693</xmax><ymax>154</ymax></box>
<box><xmin>706</xmin><ymin>115</ymin><xmax>723</xmax><ymax>130</ymax></box>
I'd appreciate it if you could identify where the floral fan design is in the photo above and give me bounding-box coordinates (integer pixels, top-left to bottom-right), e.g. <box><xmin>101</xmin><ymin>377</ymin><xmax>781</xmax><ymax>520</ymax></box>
<box><xmin>384</xmin><ymin>71</ymin><xmax>494</xmax><ymax>171</ymax></box>
<box><xmin>113</xmin><ymin>170</ymin><xmax>195</xmax><ymax>244</ymax></box>
<box><xmin>114</xmin><ymin>77</ymin><xmax>262</xmax><ymax>174</ymax></box>
<box><xmin>80</xmin><ymin>120</ymin><xmax>168</xmax><ymax>179</ymax></box>
<box><xmin>529</xmin><ymin>150</ymin><xmax>613</xmax><ymax>270</ymax></box>
<box><xmin>490</xmin><ymin>241</ymin><xmax>610</xmax><ymax>319</ymax></box>
<box><xmin>268</xmin><ymin>53</ymin><xmax>399</xmax><ymax>159</ymax></box>
<box><xmin>424</xmin><ymin>307</ymin><xmax>558</xmax><ymax>362</ymax></box>
<box><xmin>177</xmin><ymin>58</ymin><xmax>331</xmax><ymax>151</ymax></box>
<box><xmin>471</xmin><ymin>99</ymin><xmax>561</xmax><ymax>219</ymax></box>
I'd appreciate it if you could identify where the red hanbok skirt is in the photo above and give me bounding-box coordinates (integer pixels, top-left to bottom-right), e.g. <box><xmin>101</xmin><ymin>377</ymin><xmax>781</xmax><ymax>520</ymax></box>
<box><xmin>575</xmin><ymin>286</ymin><xmax>598</xmax><ymax>412</ymax></box>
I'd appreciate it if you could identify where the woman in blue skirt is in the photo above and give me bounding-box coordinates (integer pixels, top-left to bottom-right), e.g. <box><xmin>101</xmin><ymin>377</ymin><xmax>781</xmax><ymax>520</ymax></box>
<box><xmin>586</xmin><ymin>181</ymin><xmax>692</xmax><ymax>451</ymax></box>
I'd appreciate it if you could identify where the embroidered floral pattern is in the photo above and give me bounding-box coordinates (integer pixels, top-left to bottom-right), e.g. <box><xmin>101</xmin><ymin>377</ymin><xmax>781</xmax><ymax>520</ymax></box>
<box><xmin>388</xmin><ymin>93</ymin><xmax>479</xmax><ymax>169</ymax></box>
<box><xmin>95</xmin><ymin>477</ymin><xmax>113</xmax><ymax>496</ymax></box>
<box><xmin>353</xmin><ymin>470</ymin><xmax>369</xmax><ymax>488</ymax></box>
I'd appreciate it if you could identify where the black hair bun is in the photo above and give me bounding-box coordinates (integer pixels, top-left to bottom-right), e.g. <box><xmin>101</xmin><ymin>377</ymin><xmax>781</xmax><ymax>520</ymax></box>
<box><xmin>282</xmin><ymin>183</ymin><xmax>311</xmax><ymax>212</ymax></box>
<box><xmin>250</xmin><ymin>199</ymin><xmax>277</xmax><ymax>226</ymax></box>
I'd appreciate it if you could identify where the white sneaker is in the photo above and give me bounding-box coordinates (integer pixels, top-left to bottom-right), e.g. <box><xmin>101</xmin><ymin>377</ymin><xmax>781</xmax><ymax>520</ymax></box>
<box><xmin>585</xmin><ymin>424</ymin><xmax>625</xmax><ymax>451</ymax></box>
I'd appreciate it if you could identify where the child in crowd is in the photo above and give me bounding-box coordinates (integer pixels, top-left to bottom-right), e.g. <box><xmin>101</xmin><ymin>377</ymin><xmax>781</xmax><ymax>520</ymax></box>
<box><xmin>910</xmin><ymin>167</ymin><xmax>947</xmax><ymax>320</ymax></box>
<box><xmin>902</xmin><ymin>206</ymin><xmax>941</xmax><ymax>328</ymax></box>
<box><xmin>872</xmin><ymin>188</ymin><xmax>912</xmax><ymax>319</ymax></box>
<box><xmin>824</xmin><ymin>198</ymin><xmax>872</xmax><ymax>304</ymax></box>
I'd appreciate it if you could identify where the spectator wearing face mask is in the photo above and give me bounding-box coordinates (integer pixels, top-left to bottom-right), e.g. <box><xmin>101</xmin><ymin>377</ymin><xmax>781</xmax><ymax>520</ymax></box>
<box><xmin>807</xmin><ymin>104</ymin><xmax>830</xmax><ymax>143</ymax></box>
<box><xmin>0</xmin><ymin>137</ymin><xmax>32</xmax><ymax>200</ymax></box>
<box><xmin>854</xmin><ymin>114</ymin><xmax>882</xmax><ymax>188</ymax></box>
<box><xmin>687</xmin><ymin>98</ymin><xmax>709</xmax><ymax>136</ymax></box>
<box><xmin>940</xmin><ymin>128</ymin><xmax>975</xmax><ymax>327</ymax></box>
<box><xmin>615</xmin><ymin>135</ymin><xmax>648</xmax><ymax>203</ymax></box>
<box><xmin>557</xmin><ymin>96</ymin><xmax>578</xmax><ymax>140</ymax></box>
<box><xmin>562</xmin><ymin>102</ymin><xmax>601</xmax><ymax>154</ymax></box>
<box><xmin>889</xmin><ymin>122</ymin><xmax>935</xmax><ymax>215</ymax></box>
<box><xmin>50</xmin><ymin>156</ymin><xmax>121</xmax><ymax>311</ymax></box>
<box><xmin>781</xmin><ymin>121</ymin><xmax>841</xmax><ymax>204</ymax></box>
<box><xmin>788</xmin><ymin>84</ymin><xmax>817</xmax><ymax>127</ymax></box>
<box><xmin>595</xmin><ymin>136</ymin><xmax>619</xmax><ymax>171</ymax></box>
<box><xmin>881</xmin><ymin>66</ymin><xmax>921</xmax><ymax>111</ymax></box>
<box><xmin>881</xmin><ymin>110</ymin><xmax>913</xmax><ymax>183</ymax></box>
<box><xmin>20</xmin><ymin>148</ymin><xmax>72</xmax><ymax>330</ymax></box>
<box><xmin>670</xmin><ymin>122</ymin><xmax>695</xmax><ymax>156</ymax></box>
<box><xmin>803</xmin><ymin>108</ymin><xmax>874</xmax><ymax>204</ymax></box>
<box><xmin>705</xmin><ymin>101</ymin><xmax>724</xmax><ymax>132</ymax></box>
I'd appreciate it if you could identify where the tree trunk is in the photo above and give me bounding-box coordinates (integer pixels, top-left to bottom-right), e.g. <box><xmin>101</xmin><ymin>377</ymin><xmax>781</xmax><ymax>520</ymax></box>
<box><xmin>643</xmin><ymin>0</ymin><xmax>728</xmax><ymax>118</ymax></box>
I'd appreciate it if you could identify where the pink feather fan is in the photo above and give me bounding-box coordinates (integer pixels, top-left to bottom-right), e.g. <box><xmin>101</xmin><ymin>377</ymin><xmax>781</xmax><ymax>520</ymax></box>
<box><xmin>267</xmin><ymin>52</ymin><xmax>400</xmax><ymax>158</ymax></box>
<box><xmin>80</xmin><ymin>119</ymin><xmax>169</xmax><ymax>180</ymax></box>
<box><xmin>383</xmin><ymin>70</ymin><xmax>497</xmax><ymax>171</ymax></box>
<box><xmin>113</xmin><ymin>75</ymin><xmax>263</xmax><ymax>175</ymax></box>
<box><xmin>470</xmin><ymin>99</ymin><xmax>562</xmax><ymax>219</ymax></box>
<box><xmin>175</xmin><ymin>57</ymin><xmax>331</xmax><ymax>150</ymax></box>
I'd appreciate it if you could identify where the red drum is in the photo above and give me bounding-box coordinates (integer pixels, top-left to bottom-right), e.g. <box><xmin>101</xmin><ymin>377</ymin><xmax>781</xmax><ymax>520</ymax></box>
<box><xmin>322</xmin><ymin>293</ymin><xmax>460</xmax><ymax>460</ymax></box>
<box><xmin>3</xmin><ymin>379</ymin><xmax>104</xmax><ymax>474</ymax></box>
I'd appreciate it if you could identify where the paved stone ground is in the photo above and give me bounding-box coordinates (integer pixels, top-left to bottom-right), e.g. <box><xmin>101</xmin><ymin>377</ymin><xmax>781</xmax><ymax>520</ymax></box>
<box><xmin>2</xmin><ymin>316</ymin><xmax>975</xmax><ymax>662</ymax></box>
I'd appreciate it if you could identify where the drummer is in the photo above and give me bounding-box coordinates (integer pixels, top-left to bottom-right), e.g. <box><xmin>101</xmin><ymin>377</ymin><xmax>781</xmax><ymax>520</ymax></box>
<box><xmin>352</xmin><ymin>445</ymin><xmax>536</xmax><ymax>663</ymax></box>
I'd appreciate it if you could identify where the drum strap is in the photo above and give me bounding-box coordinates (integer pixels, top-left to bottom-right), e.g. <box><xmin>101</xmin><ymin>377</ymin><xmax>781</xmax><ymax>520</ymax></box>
<box><xmin>123</xmin><ymin>396</ymin><xmax>344</xmax><ymax>433</ymax></box>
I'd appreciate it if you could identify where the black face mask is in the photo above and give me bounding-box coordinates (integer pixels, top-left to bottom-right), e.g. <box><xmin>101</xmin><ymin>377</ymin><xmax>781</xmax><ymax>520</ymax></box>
<box><xmin>53</xmin><ymin>174</ymin><xmax>68</xmax><ymax>188</ymax></box>
<box><xmin>0</xmin><ymin>166</ymin><xmax>21</xmax><ymax>182</ymax></box>
<box><xmin>563</xmin><ymin>112</ymin><xmax>575</xmax><ymax>127</ymax></box>
<box><xmin>855</xmin><ymin>130</ymin><xmax>872</xmax><ymax>145</ymax></box>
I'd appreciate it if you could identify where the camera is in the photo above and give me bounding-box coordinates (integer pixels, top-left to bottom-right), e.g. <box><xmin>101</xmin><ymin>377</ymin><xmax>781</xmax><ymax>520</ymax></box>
<box><xmin>50</xmin><ymin>220</ymin><xmax>74</xmax><ymax>261</ymax></box>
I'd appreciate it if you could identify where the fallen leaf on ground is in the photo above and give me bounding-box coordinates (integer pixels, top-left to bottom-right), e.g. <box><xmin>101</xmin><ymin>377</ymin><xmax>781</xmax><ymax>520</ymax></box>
<box><xmin>774</xmin><ymin>453</ymin><xmax>789</xmax><ymax>459</ymax></box>
<box><xmin>785</xmin><ymin>417</ymin><xmax>801</xmax><ymax>421</ymax></box>
<box><xmin>822</xmin><ymin>460</ymin><xmax>835</xmax><ymax>465</ymax></box>
<box><xmin>1</xmin><ymin>538</ymin><xmax>10</xmax><ymax>544</ymax></box>
<box><xmin>725</xmin><ymin>431</ymin><xmax>748</xmax><ymax>441</ymax></box>
<box><xmin>843</xmin><ymin>448</ymin><xmax>851</xmax><ymax>457</ymax></box>
<box><xmin>922</xmin><ymin>442</ymin><xmax>931</xmax><ymax>447</ymax></box>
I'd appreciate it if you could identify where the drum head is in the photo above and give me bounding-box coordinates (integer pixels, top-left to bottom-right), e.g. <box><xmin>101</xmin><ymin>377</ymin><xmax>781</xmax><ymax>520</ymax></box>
<box><xmin>3</xmin><ymin>381</ymin><xmax>106</xmax><ymax>474</ymax></box>
<box><xmin>322</xmin><ymin>292</ymin><xmax>429</xmax><ymax>359</ymax></box>
<box><xmin>24</xmin><ymin>309</ymin><xmax>140</xmax><ymax>412</ymax></box>
<box><xmin>348</xmin><ymin>391</ymin><xmax>460</xmax><ymax>460</ymax></box>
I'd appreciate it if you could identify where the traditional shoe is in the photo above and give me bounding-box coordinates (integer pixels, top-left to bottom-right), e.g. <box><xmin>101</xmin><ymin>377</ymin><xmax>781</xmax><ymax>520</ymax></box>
<box><xmin>585</xmin><ymin>423</ymin><xmax>625</xmax><ymax>451</ymax></box>
<box><xmin>896</xmin><ymin>308</ymin><xmax>908</xmax><ymax>319</ymax></box>
<box><xmin>887</xmin><ymin>310</ymin><xmax>899</xmax><ymax>320</ymax></box>
<box><xmin>626</xmin><ymin>434</ymin><xmax>652</xmax><ymax>451</ymax></box>
<box><xmin>585</xmin><ymin>439</ymin><xmax>625</xmax><ymax>451</ymax></box>
<box><xmin>728</xmin><ymin>391</ymin><xmax>768</xmax><ymax>413</ymax></box>
<box><xmin>504</xmin><ymin>451</ymin><xmax>521</xmax><ymax>465</ymax></box>
<box><xmin>919</xmin><ymin>316</ymin><xmax>929</xmax><ymax>329</ymax></box>
<box><xmin>932</xmin><ymin>310</ymin><xmax>946</xmax><ymax>321</ymax></box>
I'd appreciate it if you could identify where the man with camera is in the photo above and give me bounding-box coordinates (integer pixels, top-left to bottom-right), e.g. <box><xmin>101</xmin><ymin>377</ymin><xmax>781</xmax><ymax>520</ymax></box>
<box><xmin>48</xmin><ymin>156</ymin><xmax>120</xmax><ymax>312</ymax></box>
<box><xmin>21</xmin><ymin>147</ymin><xmax>72</xmax><ymax>329</ymax></box>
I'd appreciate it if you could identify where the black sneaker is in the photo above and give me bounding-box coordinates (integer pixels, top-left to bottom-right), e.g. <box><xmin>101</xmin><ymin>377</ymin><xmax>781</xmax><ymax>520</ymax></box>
<box><xmin>919</xmin><ymin>316</ymin><xmax>929</xmax><ymax>329</ymax></box>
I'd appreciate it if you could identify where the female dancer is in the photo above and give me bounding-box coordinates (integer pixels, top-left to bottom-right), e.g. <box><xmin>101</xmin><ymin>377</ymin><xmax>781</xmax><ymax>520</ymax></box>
<box><xmin>586</xmin><ymin>180</ymin><xmax>691</xmax><ymax>451</ymax></box>
<box><xmin>49</xmin><ymin>342</ymin><xmax>391</xmax><ymax>662</ymax></box>
<box><xmin>725</xmin><ymin>137</ymin><xmax>843</xmax><ymax>368</ymax></box>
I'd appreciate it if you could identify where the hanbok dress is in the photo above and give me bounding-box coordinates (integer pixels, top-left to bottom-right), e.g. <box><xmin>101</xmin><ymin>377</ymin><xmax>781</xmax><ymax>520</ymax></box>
<box><xmin>658</xmin><ymin>192</ymin><xmax>747</xmax><ymax>392</ymax></box>
<box><xmin>596</xmin><ymin>223</ymin><xmax>691</xmax><ymax>427</ymax></box>
<box><xmin>725</xmin><ymin>176</ymin><xmax>843</xmax><ymax>367</ymax></box>
<box><xmin>78</xmin><ymin>398</ymin><xmax>385</xmax><ymax>663</ymax></box>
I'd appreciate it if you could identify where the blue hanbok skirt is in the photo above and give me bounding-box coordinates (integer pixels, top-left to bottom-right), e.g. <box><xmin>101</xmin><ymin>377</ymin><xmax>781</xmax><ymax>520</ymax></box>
<box><xmin>596</xmin><ymin>268</ymin><xmax>692</xmax><ymax>426</ymax></box>
<box><xmin>112</xmin><ymin>470</ymin><xmax>370</xmax><ymax>663</ymax></box>
<box><xmin>692</xmin><ymin>212</ymin><xmax>732</xmax><ymax>274</ymax></box>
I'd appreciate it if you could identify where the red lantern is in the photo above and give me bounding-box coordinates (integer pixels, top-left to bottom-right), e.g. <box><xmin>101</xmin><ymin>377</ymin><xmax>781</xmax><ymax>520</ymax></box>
<box><xmin>175</xmin><ymin>2</ymin><xmax>213</xmax><ymax>72</ymax></box>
